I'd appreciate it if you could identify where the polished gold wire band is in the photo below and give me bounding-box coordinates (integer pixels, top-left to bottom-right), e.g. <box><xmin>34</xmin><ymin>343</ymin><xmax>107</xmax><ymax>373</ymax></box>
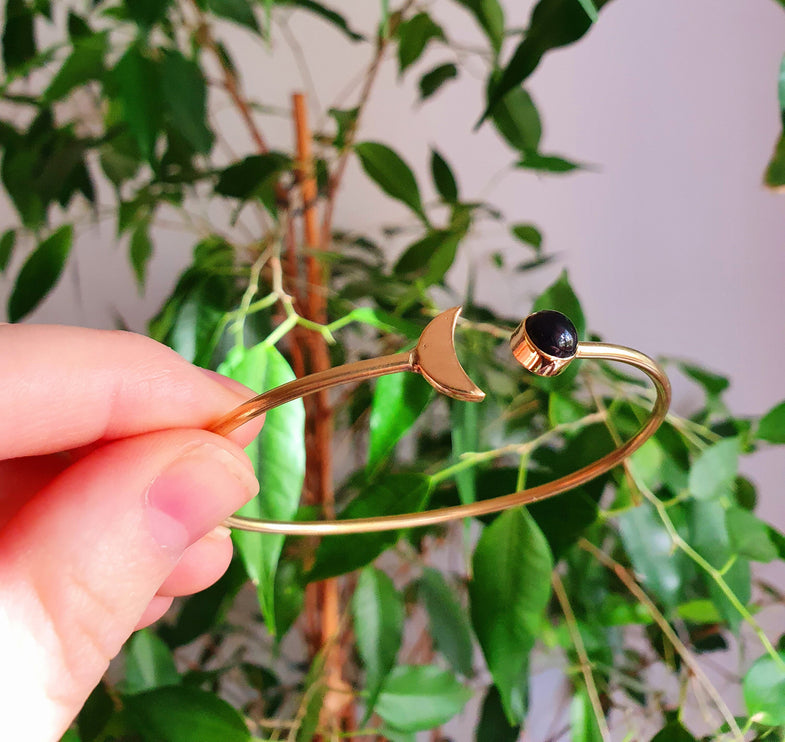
<box><xmin>209</xmin><ymin>308</ymin><xmax>671</xmax><ymax>536</ymax></box>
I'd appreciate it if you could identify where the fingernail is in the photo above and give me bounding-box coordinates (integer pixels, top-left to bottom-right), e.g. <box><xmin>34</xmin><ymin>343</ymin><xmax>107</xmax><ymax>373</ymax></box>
<box><xmin>145</xmin><ymin>444</ymin><xmax>258</xmax><ymax>553</ymax></box>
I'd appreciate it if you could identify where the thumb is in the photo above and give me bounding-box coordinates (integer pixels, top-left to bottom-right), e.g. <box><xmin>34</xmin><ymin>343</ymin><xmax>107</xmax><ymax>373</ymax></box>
<box><xmin>0</xmin><ymin>429</ymin><xmax>258</xmax><ymax>741</ymax></box>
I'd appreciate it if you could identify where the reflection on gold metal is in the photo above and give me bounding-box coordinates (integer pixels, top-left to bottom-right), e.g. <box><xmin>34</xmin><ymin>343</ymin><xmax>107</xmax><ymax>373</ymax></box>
<box><xmin>210</xmin><ymin>307</ymin><xmax>671</xmax><ymax>536</ymax></box>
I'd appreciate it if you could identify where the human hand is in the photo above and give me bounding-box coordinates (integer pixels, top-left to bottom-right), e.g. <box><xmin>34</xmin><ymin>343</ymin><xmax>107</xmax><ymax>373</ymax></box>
<box><xmin>0</xmin><ymin>324</ymin><xmax>264</xmax><ymax>741</ymax></box>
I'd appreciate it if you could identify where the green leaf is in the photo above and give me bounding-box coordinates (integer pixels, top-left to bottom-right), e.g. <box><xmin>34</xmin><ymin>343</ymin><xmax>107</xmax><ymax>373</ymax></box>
<box><xmin>44</xmin><ymin>33</ymin><xmax>107</xmax><ymax>102</ymax></box>
<box><xmin>533</xmin><ymin>269</ymin><xmax>585</xmax><ymax>336</ymax></box>
<box><xmin>452</xmin><ymin>396</ymin><xmax>479</xmax><ymax>505</ymax></box>
<box><xmin>726</xmin><ymin>506</ymin><xmax>778</xmax><ymax>563</ymax></box>
<box><xmin>396</xmin><ymin>12</ymin><xmax>445</xmax><ymax>75</ymax></box>
<box><xmin>517</xmin><ymin>151</ymin><xmax>582</xmax><ymax>173</ymax></box>
<box><xmin>475</xmin><ymin>685</ymin><xmax>520</xmax><ymax>742</ymax></box>
<box><xmin>205</xmin><ymin>0</ymin><xmax>259</xmax><ymax>31</ymax></box>
<box><xmin>758</xmin><ymin>400</ymin><xmax>785</xmax><ymax>443</ymax></box>
<box><xmin>375</xmin><ymin>665</ymin><xmax>471</xmax><ymax>733</ymax></box>
<box><xmin>576</xmin><ymin>0</ymin><xmax>599</xmax><ymax>22</ymax></box>
<box><xmin>368</xmin><ymin>372</ymin><xmax>433</xmax><ymax>471</ymax></box>
<box><xmin>124</xmin><ymin>0</ymin><xmax>172</xmax><ymax>28</ymax></box>
<box><xmin>677</xmin><ymin>360</ymin><xmax>729</xmax><ymax>398</ymax></box>
<box><xmin>307</xmin><ymin>474</ymin><xmax>431</xmax><ymax>581</ymax></box>
<box><xmin>688</xmin><ymin>499</ymin><xmax>750</xmax><ymax>632</ymax></box>
<box><xmin>60</xmin><ymin>728</ymin><xmax>81</xmax><ymax>742</ymax></box>
<box><xmin>511</xmin><ymin>223</ymin><xmax>542</xmax><ymax>251</ymax></box>
<box><xmin>688</xmin><ymin>438</ymin><xmax>739</xmax><ymax>500</ymax></box>
<box><xmin>125</xmin><ymin>686</ymin><xmax>251</xmax><ymax>742</ymax></box>
<box><xmin>650</xmin><ymin>722</ymin><xmax>697</xmax><ymax>742</ymax></box>
<box><xmin>275</xmin><ymin>0</ymin><xmax>364</xmax><ymax>42</ymax></box>
<box><xmin>419</xmin><ymin>567</ymin><xmax>474</xmax><ymax>677</ymax></box>
<box><xmin>352</xmin><ymin>566</ymin><xmax>404</xmax><ymax>720</ymax></box>
<box><xmin>453</xmin><ymin>0</ymin><xmax>504</xmax><ymax>54</ymax></box>
<box><xmin>743</xmin><ymin>652</ymin><xmax>785</xmax><ymax>726</ymax></box>
<box><xmin>490</xmin><ymin>85</ymin><xmax>542</xmax><ymax>153</ymax></box>
<box><xmin>111</xmin><ymin>43</ymin><xmax>162</xmax><ymax>160</ymax></box>
<box><xmin>294</xmin><ymin>650</ymin><xmax>328</xmax><ymax>742</ymax></box>
<box><xmin>67</xmin><ymin>10</ymin><xmax>91</xmax><ymax>39</ymax></box>
<box><xmin>764</xmin><ymin>133</ymin><xmax>785</xmax><ymax>189</ymax></box>
<box><xmin>618</xmin><ymin>500</ymin><xmax>684</xmax><ymax>609</ymax></box>
<box><xmin>122</xmin><ymin>629</ymin><xmax>180</xmax><ymax>694</ymax></box>
<box><xmin>328</xmin><ymin>106</ymin><xmax>358</xmax><ymax>149</ymax></box>
<box><xmin>218</xmin><ymin>343</ymin><xmax>304</xmax><ymax>636</ymax></box>
<box><xmin>3</xmin><ymin>0</ymin><xmax>36</xmax><ymax>71</ymax></box>
<box><xmin>0</xmin><ymin>228</ymin><xmax>16</xmax><ymax>272</ymax></box>
<box><xmin>8</xmin><ymin>224</ymin><xmax>72</xmax><ymax>322</ymax></box>
<box><xmin>470</xmin><ymin>508</ymin><xmax>553</xmax><ymax>723</ymax></box>
<box><xmin>355</xmin><ymin>142</ymin><xmax>427</xmax><ymax>222</ymax></box>
<box><xmin>129</xmin><ymin>219</ymin><xmax>153</xmax><ymax>292</ymax></box>
<box><xmin>215</xmin><ymin>152</ymin><xmax>290</xmax><ymax>200</ymax></box>
<box><xmin>419</xmin><ymin>62</ymin><xmax>458</xmax><ymax>100</ymax></box>
<box><xmin>570</xmin><ymin>685</ymin><xmax>603</xmax><ymax>742</ymax></box>
<box><xmin>430</xmin><ymin>149</ymin><xmax>458</xmax><ymax>203</ymax></box>
<box><xmin>160</xmin><ymin>49</ymin><xmax>213</xmax><ymax>154</ymax></box>
<box><xmin>480</xmin><ymin>0</ymin><xmax>612</xmax><ymax>122</ymax></box>
<box><xmin>77</xmin><ymin>681</ymin><xmax>114</xmax><ymax>742</ymax></box>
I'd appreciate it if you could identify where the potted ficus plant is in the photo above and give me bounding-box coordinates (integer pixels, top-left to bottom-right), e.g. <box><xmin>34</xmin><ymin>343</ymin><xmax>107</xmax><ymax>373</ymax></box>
<box><xmin>2</xmin><ymin>0</ymin><xmax>785</xmax><ymax>740</ymax></box>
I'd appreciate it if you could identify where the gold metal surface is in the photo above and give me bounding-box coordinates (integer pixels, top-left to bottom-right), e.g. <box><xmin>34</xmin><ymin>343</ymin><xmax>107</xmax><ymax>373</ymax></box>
<box><xmin>509</xmin><ymin>319</ymin><xmax>573</xmax><ymax>377</ymax></box>
<box><xmin>211</xmin><ymin>308</ymin><xmax>671</xmax><ymax>536</ymax></box>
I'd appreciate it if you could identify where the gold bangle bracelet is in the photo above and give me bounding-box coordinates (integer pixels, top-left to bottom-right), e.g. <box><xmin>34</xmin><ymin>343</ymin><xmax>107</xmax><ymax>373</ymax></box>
<box><xmin>209</xmin><ymin>307</ymin><xmax>671</xmax><ymax>536</ymax></box>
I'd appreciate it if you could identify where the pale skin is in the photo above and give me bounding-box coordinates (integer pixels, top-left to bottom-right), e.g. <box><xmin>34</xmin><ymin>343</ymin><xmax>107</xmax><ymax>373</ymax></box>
<box><xmin>0</xmin><ymin>324</ymin><xmax>265</xmax><ymax>741</ymax></box>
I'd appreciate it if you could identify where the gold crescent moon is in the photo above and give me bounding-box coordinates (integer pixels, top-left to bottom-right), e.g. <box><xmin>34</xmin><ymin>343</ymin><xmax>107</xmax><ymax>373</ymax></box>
<box><xmin>413</xmin><ymin>307</ymin><xmax>485</xmax><ymax>402</ymax></box>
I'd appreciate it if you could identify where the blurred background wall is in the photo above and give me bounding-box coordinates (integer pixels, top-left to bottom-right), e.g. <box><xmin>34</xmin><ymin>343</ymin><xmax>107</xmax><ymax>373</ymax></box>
<box><xmin>1</xmin><ymin>1</ymin><xmax>784</xmax><ymax>735</ymax></box>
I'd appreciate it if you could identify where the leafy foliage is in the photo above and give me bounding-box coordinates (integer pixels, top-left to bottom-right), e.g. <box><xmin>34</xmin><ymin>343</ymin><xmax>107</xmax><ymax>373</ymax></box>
<box><xmin>0</xmin><ymin>2</ymin><xmax>783</xmax><ymax>741</ymax></box>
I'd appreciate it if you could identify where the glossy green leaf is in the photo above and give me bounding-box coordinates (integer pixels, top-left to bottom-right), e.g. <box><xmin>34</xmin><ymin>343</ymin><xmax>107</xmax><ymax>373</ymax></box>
<box><xmin>570</xmin><ymin>685</ymin><xmax>603</xmax><ymax>742</ymax></box>
<box><xmin>375</xmin><ymin>665</ymin><xmax>471</xmax><ymax>733</ymax></box>
<box><xmin>481</xmin><ymin>0</ymin><xmax>613</xmax><ymax>122</ymax></box>
<box><xmin>275</xmin><ymin>0</ymin><xmax>364</xmax><ymax>42</ymax></box>
<box><xmin>453</xmin><ymin>0</ymin><xmax>504</xmax><ymax>54</ymax></box>
<box><xmin>397</xmin><ymin>12</ymin><xmax>444</xmax><ymax>75</ymax></box>
<box><xmin>3</xmin><ymin>0</ymin><xmax>36</xmax><ymax>71</ymax></box>
<box><xmin>576</xmin><ymin>0</ymin><xmax>599</xmax><ymax>22</ymax></box>
<box><xmin>393</xmin><ymin>223</ymin><xmax>468</xmax><ymax>287</ymax></box>
<box><xmin>452</xmin><ymin>396</ymin><xmax>479</xmax><ymax>505</ymax></box>
<box><xmin>308</xmin><ymin>474</ymin><xmax>430</xmax><ymax>581</ymax></box>
<box><xmin>355</xmin><ymin>142</ymin><xmax>427</xmax><ymax>222</ymax></box>
<box><xmin>8</xmin><ymin>224</ymin><xmax>73</xmax><ymax>322</ymax></box>
<box><xmin>124</xmin><ymin>0</ymin><xmax>172</xmax><ymax>28</ymax></box>
<box><xmin>160</xmin><ymin>49</ymin><xmax>213</xmax><ymax>154</ymax></box>
<box><xmin>677</xmin><ymin>360</ymin><xmax>729</xmax><ymax>397</ymax></box>
<box><xmin>419</xmin><ymin>567</ymin><xmax>474</xmax><ymax>677</ymax></box>
<box><xmin>743</xmin><ymin>652</ymin><xmax>785</xmax><ymax>726</ymax></box>
<box><xmin>470</xmin><ymin>508</ymin><xmax>553</xmax><ymax>723</ymax></box>
<box><xmin>44</xmin><ymin>33</ymin><xmax>107</xmax><ymax>102</ymax></box>
<box><xmin>517</xmin><ymin>151</ymin><xmax>581</xmax><ymax>173</ymax></box>
<box><xmin>475</xmin><ymin>685</ymin><xmax>520</xmax><ymax>742</ymax></box>
<box><xmin>533</xmin><ymin>269</ymin><xmax>585</xmax><ymax>336</ymax></box>
<box><xmin>491</xmin><ymin>85</ymin><xmax>541</xmax><ymax>153</ymax></box>
<box><xmin>688</xmin><ymin>438</ymin><xmax>739</xmax><ymax>500</ymax></box>
<box><xmin>205</xmin><ymin>0</ymin><xmax>259</xmax><ymax>31</ymax></box>
<box><xmin>618</xmin><ymin>500</ymin><xmax>683</xmax><ymax>609</ymax></box>
<box><xmin>431</xmin><ymin>149</ymin><xmax>458</xmax><ymax>203</ymax></box>
<box><xmin>650</xmin><ymin>722</ymin><xmax>697</xmax><ymax>742</ymax></box>
<box><xmin>111</xmin><ymin>43</ymin><xmax>162</xmax><ymax>160</ymax></box>
<box><xmin>368</xmin><ymin>372</ymin><xmax>433</xmax><ymax>471</ymax></box>
<box><xmin>0</xmin><ymin>228</ymin><xmax>15</xmax><ymax>272</ymax></box>
<box><xmin>511</xmin><ymin>223</ymin><xmax>542</xmax><ymax>251</ymax></box>
<box><xmin>122</xmin><ymin>629</ymin><xmax>180</xmax><ymax>694</ymax></box>
<box><xmin>764</xmin><ymin>132</ymin><xmax>785</xmax><ymax>189</ymax></box>
<box><xmin>353</xmin><ymin>566</ymin><xmax>404</xmax><ymax>720</ymax></box>
<box><xmin>689</xmin><ymin>499</ymin><xmax>750</xmax><ymax>632</ymax></box>
<box><xmin>214</xmin><ymin>152</ymin><xmax>290</xmax><ymax>200</ymax></box>
<box><xmin>727</xmin><ymin>506</ymin><xmax>778</xmax><ymax>563</ymax></box>
<box><xmin>419</xmin><ymin>62</ymin><xmax>458</xmax><ymax>100</ymax></box>
<box><xmin>758</xmin><ymin>400</ymin><xmax>785</xmax><ymax>443</ymax></box>
<box><xmin>218</xmin><ymin>343</ymin><xmax>305</xmax><ymax>636</ymax></box>
<box><xmin>129</xmin><ymin>219</ymin><xmax>153</xmax><ymax>292</ymax></box>
<box><xmin>125</xmin><ymin>686</ymin><xmax>251</xmax><ymax>742</ymax></box>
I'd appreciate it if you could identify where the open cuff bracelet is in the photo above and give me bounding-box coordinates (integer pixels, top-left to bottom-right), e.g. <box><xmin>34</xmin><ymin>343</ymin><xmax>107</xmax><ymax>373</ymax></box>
<box><xmin>209</xmin><ymin>307</ymin><xmax>671</xmax><ymax>536</ymax></box>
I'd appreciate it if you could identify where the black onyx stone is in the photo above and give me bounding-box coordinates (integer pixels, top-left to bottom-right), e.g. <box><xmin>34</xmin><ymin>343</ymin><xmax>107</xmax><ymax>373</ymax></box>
<box><xmin>525</xmin><ymin>310</ymin><xmax>577</xmax><ymax>358</ymax></box>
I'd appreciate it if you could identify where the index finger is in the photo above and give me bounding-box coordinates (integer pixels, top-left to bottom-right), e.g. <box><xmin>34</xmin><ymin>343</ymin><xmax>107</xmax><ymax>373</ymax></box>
<box><xmin>0</xmin><ymin>324</ymin><xmax>259</xmax><ymax>459</ymax></box>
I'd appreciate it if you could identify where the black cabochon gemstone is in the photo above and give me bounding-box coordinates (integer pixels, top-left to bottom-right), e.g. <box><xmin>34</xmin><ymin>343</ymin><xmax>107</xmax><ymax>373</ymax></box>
<box><xmin>525</xmin><ymin>310</ymin><xmax>578</xmax><ymax>359</ymax></box>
